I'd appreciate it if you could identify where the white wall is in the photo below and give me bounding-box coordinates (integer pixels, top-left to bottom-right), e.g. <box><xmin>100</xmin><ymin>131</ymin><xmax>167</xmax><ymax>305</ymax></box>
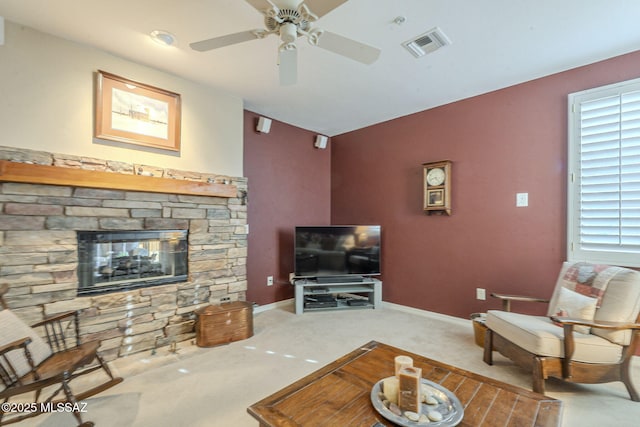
<box><xmin>0</xmin><ymin>21</ymin><xmax>243</xmax><ymax>177</ymax></box>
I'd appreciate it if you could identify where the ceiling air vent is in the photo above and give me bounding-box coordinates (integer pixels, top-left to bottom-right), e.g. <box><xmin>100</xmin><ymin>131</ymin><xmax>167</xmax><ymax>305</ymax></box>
<box><xmin>402</xmin><ymin>27</ymin><xmax>451</xmax><ymax>58</ymax></box>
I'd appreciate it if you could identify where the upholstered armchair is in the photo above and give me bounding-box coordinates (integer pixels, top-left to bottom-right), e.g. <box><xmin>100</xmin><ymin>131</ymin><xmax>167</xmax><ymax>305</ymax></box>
<box><xmin>483</xmin><ymin>261</ymin><xmax>640</xmax><ymax>401</ymax></box>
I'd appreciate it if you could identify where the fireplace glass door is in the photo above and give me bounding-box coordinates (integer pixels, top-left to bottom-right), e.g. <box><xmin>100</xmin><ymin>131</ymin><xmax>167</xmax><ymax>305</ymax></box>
<box><xmin>77</xmin><ymin>230</ymin><xmax>188</xmax><ymax>295</ymax></box>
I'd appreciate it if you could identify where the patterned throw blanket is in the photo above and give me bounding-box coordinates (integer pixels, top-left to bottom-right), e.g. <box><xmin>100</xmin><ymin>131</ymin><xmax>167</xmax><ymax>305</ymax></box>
<box><xmin>559</xmin><ymin>262</ymin><xmax>623</xmax><ymax>307</ymax></box>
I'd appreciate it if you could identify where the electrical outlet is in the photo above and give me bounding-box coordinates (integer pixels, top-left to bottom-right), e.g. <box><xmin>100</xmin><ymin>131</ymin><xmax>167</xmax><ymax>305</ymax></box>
<box><xmin>476</xmin><ymin>288</ymin><xmax>486</xmax><ymax>300</ymax></box>
<box><xmin>267</xmin><ymin>276</ymin><xmax>273</xmax><ymax>286</ymax></box>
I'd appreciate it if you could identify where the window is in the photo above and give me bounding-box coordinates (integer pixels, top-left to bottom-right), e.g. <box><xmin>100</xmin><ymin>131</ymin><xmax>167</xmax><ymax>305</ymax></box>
<box><xmin>568</xmin><ymin>78</ymin><xmax>640</xmax><ymax>267</ymax></box>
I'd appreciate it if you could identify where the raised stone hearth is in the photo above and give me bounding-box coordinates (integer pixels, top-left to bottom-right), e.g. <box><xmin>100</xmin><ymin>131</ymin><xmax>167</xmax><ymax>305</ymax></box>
<box><xmin>0</xmin><ymin>146</ymin><xmax>248</xmax><ymax>360</ymax></box>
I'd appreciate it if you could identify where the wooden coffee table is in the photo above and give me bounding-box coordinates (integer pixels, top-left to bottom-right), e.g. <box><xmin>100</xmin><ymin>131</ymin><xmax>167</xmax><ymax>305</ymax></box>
<box><xmin>248</xmin><ymin>341</ymin><xmax>562</xmax><ymax>426</ymax></box>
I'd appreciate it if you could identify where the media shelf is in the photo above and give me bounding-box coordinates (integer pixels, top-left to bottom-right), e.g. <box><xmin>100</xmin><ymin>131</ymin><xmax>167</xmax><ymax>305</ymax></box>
<box><xmin>292</xmin><ymin>277</ymin><xmax>382</xmax><ymax>314</ymax></box>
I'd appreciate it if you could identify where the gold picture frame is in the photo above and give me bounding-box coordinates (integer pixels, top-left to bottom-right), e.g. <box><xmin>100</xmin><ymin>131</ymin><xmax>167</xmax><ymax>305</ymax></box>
<box><xmin>95</xmin><ymin>70</ymin><xmax>181</xmax><ymax>152</ymax></box>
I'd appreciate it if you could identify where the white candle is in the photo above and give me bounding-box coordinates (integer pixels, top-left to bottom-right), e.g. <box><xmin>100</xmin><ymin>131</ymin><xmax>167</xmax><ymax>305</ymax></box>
<box><xmin>382</xmin><ymin>377</ymin><xmax>399</xmax><ymax>404</ymax></box>
<box><xmin>394</xmin><ymin>355</ymin><xmax>413</xmax><ymax>377</ymax></box>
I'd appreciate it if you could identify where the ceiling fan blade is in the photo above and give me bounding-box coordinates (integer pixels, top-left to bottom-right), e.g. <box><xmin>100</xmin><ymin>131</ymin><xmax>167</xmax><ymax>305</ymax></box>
<box><xmin>279</xmin><ymin>46</ymin><xmax>297</xmax><ymax>85</ymax></box>
<box><xmin>315</xmin><ymin>31</ymin><xmax>381</xmax><ymax>64</ymax></box>
<box><xmin>244</xmin><ymin>0</ymin><xmax>276</xmax><ymax>14</ymax></box>
<box><xmin>190</xmin><ymin>30</ymin><xmax>260</xmax><ymax>52</ymax></box>
<box><xmin>300</xmin><ymin>0</ymin><xmax>349</xmax><ymax>19</ymax></box>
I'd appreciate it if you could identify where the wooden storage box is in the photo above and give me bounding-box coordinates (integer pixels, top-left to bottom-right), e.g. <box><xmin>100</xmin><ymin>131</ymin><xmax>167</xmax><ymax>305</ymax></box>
<box><xmin>195</xmin><ymin>301</ymin><xmax>253</xmax><ymax>347</ymax></box>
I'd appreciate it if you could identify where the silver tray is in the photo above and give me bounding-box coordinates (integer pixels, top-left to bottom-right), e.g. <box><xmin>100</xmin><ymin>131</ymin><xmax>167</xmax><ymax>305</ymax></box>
<box><xmin>370</xmin><ymin>377</ymin><xmax>464</xmax><ymax>426</ymax></box>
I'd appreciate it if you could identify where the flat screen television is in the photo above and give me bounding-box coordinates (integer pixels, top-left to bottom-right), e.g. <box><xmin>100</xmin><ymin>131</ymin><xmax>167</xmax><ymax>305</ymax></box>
<box><xmin>294</xmin><ymin>225</ymin><xmax>381</xmax><ymax>278</ymax></box>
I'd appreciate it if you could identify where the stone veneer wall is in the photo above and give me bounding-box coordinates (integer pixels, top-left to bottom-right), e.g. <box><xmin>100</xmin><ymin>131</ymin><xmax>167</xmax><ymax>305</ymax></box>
<box><xmin>0</xmin><ymin>146</ymin><xmax>248</xmax><ymax>360</ymax></box>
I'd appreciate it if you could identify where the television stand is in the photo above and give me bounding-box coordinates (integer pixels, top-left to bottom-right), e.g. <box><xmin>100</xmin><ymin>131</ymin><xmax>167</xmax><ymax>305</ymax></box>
<box><xmin>291</xmin><ymin>277</ymin><xmax>382</xmax><ymax>315</ymax></box>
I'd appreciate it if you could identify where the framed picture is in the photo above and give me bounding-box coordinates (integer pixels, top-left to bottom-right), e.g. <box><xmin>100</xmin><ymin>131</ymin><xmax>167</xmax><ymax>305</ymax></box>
<box><xmin>95</xmin><ymin>70</ymin><xmax>181</xmax><ymax>152</ymax></box>
<box><xmin>427</xmin><ymin>189</ymin><xmax>445</xmax><ymax>206</ymax></box>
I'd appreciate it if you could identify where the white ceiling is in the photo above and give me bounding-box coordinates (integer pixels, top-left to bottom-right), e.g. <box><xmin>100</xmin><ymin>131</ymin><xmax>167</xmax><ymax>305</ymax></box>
<box><xmin>1</xmin><ymin>0</ymin><xmax>640</xmax><ymax>136</ymax></box>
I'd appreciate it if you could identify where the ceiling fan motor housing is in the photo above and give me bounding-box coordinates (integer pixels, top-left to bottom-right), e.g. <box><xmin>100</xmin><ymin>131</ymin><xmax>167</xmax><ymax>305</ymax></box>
<box><xmin>265</xmin><ymin>7</ymin><xmax>310</xmax><ymax>33</ymax></box>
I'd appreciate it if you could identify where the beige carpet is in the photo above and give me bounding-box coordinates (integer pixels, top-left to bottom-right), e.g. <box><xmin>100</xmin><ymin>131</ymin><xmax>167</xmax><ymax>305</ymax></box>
<box><xmin>18</xmin><ymin>302</ymin><xmax>640</xmax><ymax>426</ymax></box>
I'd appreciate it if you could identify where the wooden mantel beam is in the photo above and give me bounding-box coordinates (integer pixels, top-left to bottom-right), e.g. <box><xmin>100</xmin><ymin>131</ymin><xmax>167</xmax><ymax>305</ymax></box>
<box><xmin>0</xmin><ymin>160</ymin><xmax>238</xmax><ymax>198</ymax></box>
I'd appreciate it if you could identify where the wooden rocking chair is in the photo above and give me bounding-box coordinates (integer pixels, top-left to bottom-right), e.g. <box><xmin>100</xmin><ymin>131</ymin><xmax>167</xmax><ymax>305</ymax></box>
<box><xmin>0</xmin><ymin>285</ymin><xmax>123</xmax><ymax>426</ymax></box>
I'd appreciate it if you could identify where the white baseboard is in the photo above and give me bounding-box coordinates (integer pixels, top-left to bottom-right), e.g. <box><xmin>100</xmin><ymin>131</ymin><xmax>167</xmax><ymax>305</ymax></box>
<box><xmin>381</xmin><ymin>301</ymin><xmax>470</xmax><ymax>327</ymax></box>
<box><xmin>251</xmin><ymin>297</ymin><xmax>470</xmax><ymax>327</ymax></box>
<box><xmin>252</xmin><ymin>298</ymin><xmax>294</xmax><ymax>314</ymax></box>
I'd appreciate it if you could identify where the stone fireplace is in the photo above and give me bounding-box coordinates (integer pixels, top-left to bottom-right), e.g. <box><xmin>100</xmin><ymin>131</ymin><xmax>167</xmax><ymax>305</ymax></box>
<box><xmin>0</xmin><ymin>146</ymin><xmax>248</xmax><ymax>360</ymax></box>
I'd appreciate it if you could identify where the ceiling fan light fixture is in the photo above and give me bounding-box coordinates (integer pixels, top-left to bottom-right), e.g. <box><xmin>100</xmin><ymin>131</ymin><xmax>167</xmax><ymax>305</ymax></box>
<box><xmin>150</xmin><ymin>30</ymin><xmax>176</xmax><ymax>47</ymax></box>
<box><xmin>279</xmin><ymin>22</ymin><xmax>298</xmax><ymax>44</ymax></box>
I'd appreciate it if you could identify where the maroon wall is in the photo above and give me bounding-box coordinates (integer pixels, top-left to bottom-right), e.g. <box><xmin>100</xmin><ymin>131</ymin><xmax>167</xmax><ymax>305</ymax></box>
<box><xmin>243</xmin><ymin>111</ymin><xmax>331</xmax><ymax>306</ymax></box>
<box><xmin>331</xmin><ymin>50</ymin><xmax>640</xmax><ymax>319</ymax></box>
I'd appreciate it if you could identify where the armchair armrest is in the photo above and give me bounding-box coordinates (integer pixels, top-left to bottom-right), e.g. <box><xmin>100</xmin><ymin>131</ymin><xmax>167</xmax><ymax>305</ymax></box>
<box><xmin>30</xmin><ymin>310</ymin><xmax>76</xmax><ymax>328</ymax></box>
<box><xmin>0</xmin><ymin>337</ymin><xmax>36</xmax><ymax>381</ymax></box>
<box><xmin>491</xmin><ymin>293</ymin><xmax>549</xmax><ymax>312</ymax></box>
<box><xmin>30</xmin><ymin>310</ymin><xmax>80</xmax><ymax>350</ymax></box>
<box><xmin>549</xmin><ymin>315</ymin><xmax>640</xmax><ymax>380</ymax></box>
<box><xmin>550</xmin><ymin>316</ymin><xmax>640</xmax><ymax>331</ymax></box>
<box><xmin>0</xmin><ymin>337</ymin><xmax>31</xmax><ymax>356</ymax></box>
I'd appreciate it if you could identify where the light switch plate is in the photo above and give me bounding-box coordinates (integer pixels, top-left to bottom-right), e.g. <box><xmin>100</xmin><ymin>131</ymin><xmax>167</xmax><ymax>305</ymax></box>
<box><xmin>516</xmin><ymin>193</ymin><xmax>528</xmax><ymax>207</ymax></box>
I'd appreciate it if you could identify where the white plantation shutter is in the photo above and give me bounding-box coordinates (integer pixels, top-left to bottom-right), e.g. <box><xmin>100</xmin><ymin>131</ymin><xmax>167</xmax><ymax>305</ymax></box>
<box><xmin>568</xmin><ymin>78</ymin><xmax>640</xmax><ymax>267</ymax></box>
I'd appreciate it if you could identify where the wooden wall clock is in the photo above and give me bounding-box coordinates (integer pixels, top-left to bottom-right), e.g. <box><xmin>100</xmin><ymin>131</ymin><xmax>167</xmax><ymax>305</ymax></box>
<box><xmin>423</xmin><ymin>160</ymin><xmax>452</xmax><ymax>215</ymax></box>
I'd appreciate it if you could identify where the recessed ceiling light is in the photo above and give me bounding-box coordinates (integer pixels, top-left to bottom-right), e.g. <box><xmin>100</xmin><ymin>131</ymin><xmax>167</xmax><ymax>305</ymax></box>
<box><xmin>150</xmin><ymin>30</ymin><xmax>176</xmax><ymax>47</ymax></box>
<box><xmin>393</xmin><ymin>16</ymin><xmax>406</xmax><ymax>25</ymax></box>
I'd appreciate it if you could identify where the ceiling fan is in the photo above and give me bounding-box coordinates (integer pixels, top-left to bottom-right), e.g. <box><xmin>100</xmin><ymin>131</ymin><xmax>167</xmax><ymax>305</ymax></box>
<box><xmin>189</xmin><ymin>0</ymin><xmax>381</xmax><ymax>85</ymax></box>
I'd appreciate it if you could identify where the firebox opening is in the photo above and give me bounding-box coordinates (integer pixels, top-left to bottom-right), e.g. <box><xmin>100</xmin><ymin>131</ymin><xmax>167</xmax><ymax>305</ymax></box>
<box><xmin>77</xmin><ymin>230</ymin><xmax>188</xmax><ymax>296</ymax></box>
